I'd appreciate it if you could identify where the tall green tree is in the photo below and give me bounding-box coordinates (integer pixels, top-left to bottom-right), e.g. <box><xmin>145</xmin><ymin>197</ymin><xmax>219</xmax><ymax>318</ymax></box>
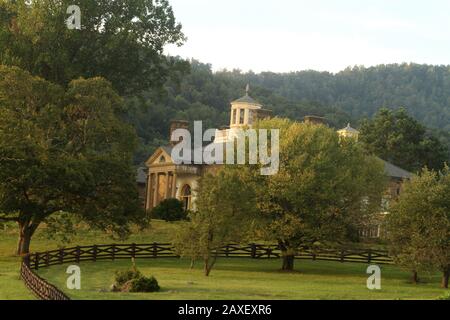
<box><xmin>0</xmin><ymin>66</ymin><xmax>145</xmax><ymax>254</ymax></box>
<box><xmin>358</xmin><ymin>108</ymin><xmax>447</xmax><ymax>172</ymax></box>
<box><xmin>0</xmin><ymin>0</ymin><xmax>185</xmax><ymax>95</ymax></box>
<box><xmin>386</xmin><ymin>168</ymin><xmax>450</xmax><ymax>288</ymax></box>
<box><xmin>173</xmin><ymin>169</ymin><xmax>257</xmax><ymax>276</ymax></box>
<box><xmin>242</xmin><ymin>118</ymin><xmax>387</xmax><ymax>271</ymax></box>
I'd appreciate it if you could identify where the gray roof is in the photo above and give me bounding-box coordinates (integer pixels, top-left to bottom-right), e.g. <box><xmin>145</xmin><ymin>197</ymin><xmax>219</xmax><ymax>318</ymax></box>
<box><xmin>155</xmin><ymin>147</ymin><xmax>412</xmax><ymax>180</ymax></box>
<box><xmin>381</xmin><ymin>159</ymin><xmax>413</xmax><ymax>179</ymax></box>
<box><xmin>161</xmin><ymin>145</ymin><xmax>173</xmax><ymax>155</ymax></box>
<box><xmin>136</xmin><ymin>167</ymin><xmax>147</xmax><ymax>184</ymax></box>
<box><xmin>160</xmin><ymin>145</ymin><xmax>202</xmax><ymax>165</ymax></box>
<box><xmin>339</xmin><ymin>123</ymin><xmax>359</xmax><ymax>133</ymax></box>
<box><xmin>231</xmin><ymin>94</ymin><xmax>261</xmax><ymax>105</ymax></box>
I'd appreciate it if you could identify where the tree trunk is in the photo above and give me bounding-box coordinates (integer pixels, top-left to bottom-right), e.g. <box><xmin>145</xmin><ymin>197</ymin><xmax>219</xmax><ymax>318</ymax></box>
<box><xmin>16</xmin><ymin>236</ymin><xmax>24</xmax><ymax>256</ymax></box>
<box><xmin>17</xmin><ymin>231</ymin><xmax>31</xmax><ymax>255</ymax></box>
<box><xmin>412</xmin><ymin>270</ymin><xmax>419</xmax><ymax>284</ymax></box>
<box><xmin>16</xmin><ymin>222</ymin><xmax>35</xmax><ymax>255</ymax></box>
<box><xmin>278</xmin><ymin>240</ymin><xmax>296</xmax><ymax>271</ymax></box>
<box><xmin>282</xmin><ymin>253</ymin><xmax>295</xmax><ymax>271</ymax></box>
<box><xmin>442</xmin><ymin>267</ymin><xmax>449</xmax><ymax>289</ymax></box>
<box><xmin>203</xmin><ymin>254</ymin><xmax>217</xmax><ymax>276</ymax></box>
<box><xmin>204</xmin><ymin>260</ymin><xmax>211</xmax><ymax>276</ymax></box>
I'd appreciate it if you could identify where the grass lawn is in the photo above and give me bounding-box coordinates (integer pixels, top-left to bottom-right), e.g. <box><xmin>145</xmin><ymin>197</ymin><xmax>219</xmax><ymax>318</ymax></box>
<box><xmin>0</xmin><ymin>220</ymin><xmax>181</xmax><ymax>300</ymax></box>
<box><xmin>1</xmin><ymin>220</ymin><xmax>448</xmax><ymax>300</ymax></box>
<box><xmin>36</xmin><ymin>258</ymin><xmax>448</xmax><ymax>300</ymax></box>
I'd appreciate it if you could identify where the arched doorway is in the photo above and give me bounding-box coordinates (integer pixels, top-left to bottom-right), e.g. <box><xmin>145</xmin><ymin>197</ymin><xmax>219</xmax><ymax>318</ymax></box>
<box><xmin>180</xmin><ymin>184</ymin><xmax>192</xmax><ymax>211</ymax></box>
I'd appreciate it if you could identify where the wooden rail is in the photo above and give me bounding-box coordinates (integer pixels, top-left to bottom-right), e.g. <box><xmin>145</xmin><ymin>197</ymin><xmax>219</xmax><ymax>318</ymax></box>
<box><xmin>25</xmin><ymin>243</ymin><xmax>392</xmax><ymax>270</ymax></box>
<box><xmin>20</xmin><ymin>257</ymin><xmax>70</xmax><ymax>300</ymax></box>
<box><xmin>21</xmin><ymin>242</ymin><xmax>392</xmax><ymax>300</ymax></box>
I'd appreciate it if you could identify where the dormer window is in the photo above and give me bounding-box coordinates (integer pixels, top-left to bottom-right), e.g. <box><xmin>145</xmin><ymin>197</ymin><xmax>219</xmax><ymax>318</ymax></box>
<box><xmin>159</xmin><ymin>156</ymin><xmax>166</xmax><ymax>163</ymax></box>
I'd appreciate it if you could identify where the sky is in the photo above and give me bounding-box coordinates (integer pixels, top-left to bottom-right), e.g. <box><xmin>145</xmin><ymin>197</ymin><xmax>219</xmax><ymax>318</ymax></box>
<box><xmin>164</xmin><ymin>0</ymin><xmax>450</xmax><ymax>73</ymax></box>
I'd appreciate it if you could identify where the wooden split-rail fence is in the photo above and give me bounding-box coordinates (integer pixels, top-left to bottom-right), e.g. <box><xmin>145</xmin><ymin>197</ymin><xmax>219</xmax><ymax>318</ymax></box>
<box><xmin>21</xmin><ymin>242</ymin><xmax>393</xmax><ymax>300</ymax></box>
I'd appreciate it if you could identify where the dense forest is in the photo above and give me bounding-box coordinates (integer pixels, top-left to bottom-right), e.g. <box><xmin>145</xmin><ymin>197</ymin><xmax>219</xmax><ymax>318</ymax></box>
<box><xmin>128</xmin><ymin>60</ymin><xmax>450</xmax><ymax>165</ymax></box>
<box><xmin>235</xmin><ymin>63</ymin><xmax>450</xmax><ymax>130</ymax></box>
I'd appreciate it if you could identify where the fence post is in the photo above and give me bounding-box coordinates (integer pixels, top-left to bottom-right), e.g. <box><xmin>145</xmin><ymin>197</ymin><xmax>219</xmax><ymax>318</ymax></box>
<box><xmin>35</xmin><ymin>253</ymin><xmax>39</xmax><ymax>270</ymax></box>
<box><xmin>112</xmin><ymin>244</ymin><xmax>116</xmax><ymax>261</ymax></box>
<box><xmin>340</xmin><ymin>249</ymin><xmax>345</xmax><ymax>263</ymax></box>
<box><xmin>251</xmin><ymin>243</ymin><xmax>256</xmax><ymax>259</ymax></box>
<box><xmin>76</xmin><ymin>246</ymin><xmax>81</xmax><ymax>263</ymax></box>
<box><xmin>368</xmin><ymin>249</ymin><xmax>372</xmax><ymax>264</ymax></box>
<box><xmin>93</xmin><ymin>245</ymin><xmax>98</xmax><ymax>262</ymax></box>
<box><xmin>23</xmin><ymin>254</ymin><xmax>30</xmax><ymax>267</ymax></box>
<box><xmin>152</xmin><ymin>242</ymin><xmax>157</xmax><ymax>258</ymax></box>
<box><xmin>45</xmin><ymin>251</ymin><xmax>50</xmax><ymax>267</ymax></box>
<box><xmin>225</xmin><ymin>244</ymin><xmax>229</xmax><ymax>257</ymax></box>
<box><xmin>131</xmin><ymin>243</ymin><xmax>136</xmax><ymax>258</ymax></box>
<box><xmin>59</xmin><ymin>249</ymin><xmax>64</xmax><ymax>264</ymax></box>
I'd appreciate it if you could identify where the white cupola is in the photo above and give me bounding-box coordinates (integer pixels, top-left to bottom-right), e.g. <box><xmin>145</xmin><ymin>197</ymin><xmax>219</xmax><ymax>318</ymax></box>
<box><xmin>229</xmin><ymin>84</ymin><xmax>262</xmax><ymax>128</ymax></box>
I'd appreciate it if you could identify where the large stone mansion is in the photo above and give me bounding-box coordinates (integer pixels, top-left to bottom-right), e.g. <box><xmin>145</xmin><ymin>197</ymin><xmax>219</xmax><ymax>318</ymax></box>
<box><xmin>139</xmin><ymin>87</ymin><xmax>412</xmax><ymax>237</ymax></box>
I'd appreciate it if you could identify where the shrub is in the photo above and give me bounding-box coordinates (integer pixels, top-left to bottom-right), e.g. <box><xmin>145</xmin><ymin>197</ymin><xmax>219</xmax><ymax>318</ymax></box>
<box><xmin>151</xmin><ymin>198</ymin><xmax>186</xmax><ymax>221</ymax></box>
<box><xmin>129</xmin><ymin>276</ymin><xmax>160</xmax><ymax>293</ymax></box>
<box><xmin>114</xmin><ymin>269</ymin><xmax>142</xmax><ymax>287</ymax></box>
<box><xmin>437</xmin><ymin>291</ymin><xmax>450</xmax><ymax>300</ymax></box>
<box><xmin>112</xmin><ymin>263</ymin><xmax>160</xmax><ymax>293</ymax></box>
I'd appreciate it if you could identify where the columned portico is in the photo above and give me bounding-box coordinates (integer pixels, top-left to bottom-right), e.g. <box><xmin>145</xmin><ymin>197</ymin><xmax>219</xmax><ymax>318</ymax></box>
<box><xmin>144</xmin><ymin>145</ymin><xmax>200</xmax><ymax>212</ymax></box>
<box><xmin>145</xmin><ymin>168</ymin><xmax>178</xmax><ymax>211</ymax></box>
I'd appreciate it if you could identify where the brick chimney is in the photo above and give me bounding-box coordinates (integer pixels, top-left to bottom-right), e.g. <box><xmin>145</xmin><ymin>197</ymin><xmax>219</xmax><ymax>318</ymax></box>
<box><xmin>304</xmin><ymin>115</ymin><xmax>328</xmax><ymax>126</ymax></box>
<box><xmin>169</xmin><ymin>120</ymin><xmax>189</xmax><ymax>146</ymax></box>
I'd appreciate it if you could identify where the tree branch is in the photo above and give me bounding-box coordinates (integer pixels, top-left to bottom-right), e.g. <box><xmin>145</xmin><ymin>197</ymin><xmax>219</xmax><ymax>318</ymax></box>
<box><xmin>0</xmin><ymin>216</ymin><xmax>19</xmax><ymax>222</ymax></box>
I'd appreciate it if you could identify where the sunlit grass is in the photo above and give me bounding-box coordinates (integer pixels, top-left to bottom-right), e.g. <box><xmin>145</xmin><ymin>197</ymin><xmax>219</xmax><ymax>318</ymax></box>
<box><xmin>37</xmin><ymin>258</ymin><xmax>446</xmax><ymax>300</ymax></box>
<box><xmin>0</xmin><ymin>220</ymin><xmax>181</xmax><ymax>300</ymax></box>
<box><xmin>0</xmin><ymin>220</ymin><xmax>447</xmax><ymax>300</ymax></box>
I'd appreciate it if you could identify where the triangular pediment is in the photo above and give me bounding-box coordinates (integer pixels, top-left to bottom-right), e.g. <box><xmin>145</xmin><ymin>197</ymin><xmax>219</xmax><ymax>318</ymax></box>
<box><xmin>145</xmin><ymin>147</ymin><xmax>174</xmax><ymax>167</ymax></box>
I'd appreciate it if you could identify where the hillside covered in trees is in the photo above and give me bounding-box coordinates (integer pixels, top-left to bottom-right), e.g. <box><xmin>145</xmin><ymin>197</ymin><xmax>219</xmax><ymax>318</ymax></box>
<box><xmin>232</xmin><ymin>63</ymin><xmax>450</xmax><ymax>131</ymax></box>
<box><xmin>128</xmin><ymin>60</ymin><xmax>450</xmax><ymax>165</ymax></box>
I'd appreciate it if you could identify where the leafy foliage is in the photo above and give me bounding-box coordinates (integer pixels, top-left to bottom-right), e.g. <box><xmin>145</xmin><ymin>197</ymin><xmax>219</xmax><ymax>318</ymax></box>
<box><xmin>240</xmin><ymin>118</ymin><xmax>387</xmax><ymax>270</ymax></box>
<box><xmin>127</xmin><ymin>60</ymin><xmax>352</xmax><ymax>164</ymax></box>
<box><xmin>151</xmin><ymin>198</ymin><xmax>186</xmax><ymax>222</ymax></box>
<box><xmin>173</xmin><ymin>168</ymin><xmax>257</xmax><ymax>276</ymax></box>
<box><xmin>437</xmin><ymin>291</ymin><xmax>450</xmax><ymax>300</ymax></box>
<box><xmin>41</xmin><ymin>212</ymin><xmax>80</xmax><ymax>244</ymax></box>
<box><xmin>386</xmin><ymin>168</ymin><xmax>450</xmax><ymax>288</ymax></box>
<box><xmin>129</xmin><ymin>275</ymin><xmax>160</xmax><ymax>293</ymax></box>
<box><xmin>128</xmin><ymin>61</ymin><xmax>450</xmax><ymax>167</ymax></box>
<box><xmin>113</xmin><ymin>266</ymin><xmax>160</xmax><ymax>292</ymax></box>
<box><xmin>0</xmin><ymin>66</ymin><xmax>145</xmax><ymax>254</ymax></box>
<box><xmin>359</xmin><ymin>108</ymin><xmax>448</xmax><ymax>172</ymax></box>
<box><xmin>0</xmin><ymin>0</ymin><xmax>185</xmax><ymax>95</ymax></box>
<box><xmin>222</xmin><ymin>63</ymin><xmax>450</xmax><ymax>132</ymax></box>
<box><xmin>114</xmin><ymin>269</ymin><xmax>142</xmax><ymax>287</ymax></box>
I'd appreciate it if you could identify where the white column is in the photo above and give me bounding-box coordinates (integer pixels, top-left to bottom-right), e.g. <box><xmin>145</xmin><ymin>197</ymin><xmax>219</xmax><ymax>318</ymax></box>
<box><xmin>165</xmin><ymin>172</ymin><xmax>170</xmax><ymax>200</ymax></box>
<box><xmin>145</xmin><ymin>173</ymin><xmax>152</xmax><ymax>211</ymax></box>
<box><xmin>172</xmin><ymin>172</ymin><xmax>177</xmax><ymax>198</ymax></box>
<box><xmin>153</xmin><ymin>173</ymin><xmax>159</xmax><ymax>207</ymax></box>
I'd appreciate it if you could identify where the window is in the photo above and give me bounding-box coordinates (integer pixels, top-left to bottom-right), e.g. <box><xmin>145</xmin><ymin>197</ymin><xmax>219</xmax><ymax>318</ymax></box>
<box><xmin>239</xmin><ymin>109</ymin><xmax>245</xmax><ymax>124</ymax></box>
<box><xmin>231</xmin><ymin>109</ymin><xmax>236</xmax><ymax>125</ymax></box>
<box><xmin>248</xmin><ymin>110</ymin><xmax>253</xmax><ymax>124</ymax></box>
<box><xmin>159</xmin><ymin>156</ymin><xmax>166</xmax><ymax>163</ymax></box>
<box><xmin>181</xmin><ymin>184</ymin><xmax>192</xmax><ymax>211</ymax></box>
<box><xmin>360</xmin><ymin>225</ymin><xmax>381</xmax><ymax>238</ymax></box>
<box><xmin>381</xmin><ymin>197</ymin><xmax>390</xmax><ymax>211</ymax></box>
